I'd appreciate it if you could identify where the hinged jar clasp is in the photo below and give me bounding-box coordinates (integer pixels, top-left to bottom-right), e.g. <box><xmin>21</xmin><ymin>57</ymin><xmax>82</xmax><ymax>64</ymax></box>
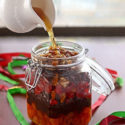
<box><xmin>25</xmin><ymin>59</ymin><xmax>42</xmax><ymax>91</ymax></box>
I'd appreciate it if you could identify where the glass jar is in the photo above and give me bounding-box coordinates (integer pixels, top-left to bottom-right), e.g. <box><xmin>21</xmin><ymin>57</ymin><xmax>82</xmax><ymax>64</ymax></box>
<box><xmin>25</xmin><ymin>41</ymin><xmax>115</xmax><ymax>125</ymax></box>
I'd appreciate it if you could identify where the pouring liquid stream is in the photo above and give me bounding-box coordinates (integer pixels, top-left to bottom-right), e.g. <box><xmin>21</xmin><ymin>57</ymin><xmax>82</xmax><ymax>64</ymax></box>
<box><xmin>33</xmin><ymin>7</ymin><xmax>57</xmax><ymax>49</ymax></box>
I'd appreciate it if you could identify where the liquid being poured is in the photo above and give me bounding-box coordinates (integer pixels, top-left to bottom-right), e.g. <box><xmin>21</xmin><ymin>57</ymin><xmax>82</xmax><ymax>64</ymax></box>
<box><xmin>33</xmin><ymin>7</ymin><xmax>57</xmax><ymax>48</ymax></box>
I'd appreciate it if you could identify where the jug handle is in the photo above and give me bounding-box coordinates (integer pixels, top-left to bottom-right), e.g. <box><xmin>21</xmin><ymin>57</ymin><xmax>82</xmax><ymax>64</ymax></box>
<box><xmin>85</xmin><ymin>57</ymin><xmax>115</xmax><ymax>95</ymax></box>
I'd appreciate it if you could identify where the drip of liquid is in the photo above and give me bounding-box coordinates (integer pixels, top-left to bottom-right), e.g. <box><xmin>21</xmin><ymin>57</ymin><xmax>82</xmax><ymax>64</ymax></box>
<box><xmin>33</xmin><ymin>7</ymin><xmax>57</xmax><ymax>48</ymax></box>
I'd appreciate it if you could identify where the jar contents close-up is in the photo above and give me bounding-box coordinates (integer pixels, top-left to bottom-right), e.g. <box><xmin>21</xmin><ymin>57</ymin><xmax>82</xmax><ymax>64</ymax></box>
<box><xmin>26</xmin><ymin>41</ymin><xmax>92</xmax><ymax>125</ymax></box>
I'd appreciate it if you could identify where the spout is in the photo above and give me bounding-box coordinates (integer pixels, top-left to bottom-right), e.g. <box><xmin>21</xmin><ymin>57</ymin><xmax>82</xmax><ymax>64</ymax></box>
<box><xmin>31</xmin><ymin>0</ymin><xmax>55</xmax><ymax>30</ymax></box>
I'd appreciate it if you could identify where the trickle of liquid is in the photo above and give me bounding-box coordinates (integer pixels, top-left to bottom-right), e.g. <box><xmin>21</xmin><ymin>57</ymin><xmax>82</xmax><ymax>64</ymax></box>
<box><xmin>33</xmin><ymin>7</ymin><xmax>57</xmax><ymax>48</ymax></box>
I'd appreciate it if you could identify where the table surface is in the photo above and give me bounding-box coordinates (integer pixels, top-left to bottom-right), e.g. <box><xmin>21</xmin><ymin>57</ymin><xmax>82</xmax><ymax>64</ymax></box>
<box><xmin>0</xmin><ymin>36</ymin><xmax>125</xmax><ymax>125</ymax></box>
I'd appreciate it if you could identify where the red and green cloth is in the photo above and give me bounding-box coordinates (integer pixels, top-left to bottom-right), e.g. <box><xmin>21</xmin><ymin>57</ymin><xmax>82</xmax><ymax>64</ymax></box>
<box><xmin>96</xmin><ymin>111</ymin><xmax>125</xmax><ymax>125</ymax></box>
<box><xmin>0</xmin><ymin>52</ymin><xmax>124</xmax><ymax>125</ymax></box>
<box><xmin>7</xmin><ymin>87</ymin><xmax>29</xmax><ymax>125</ymax></box>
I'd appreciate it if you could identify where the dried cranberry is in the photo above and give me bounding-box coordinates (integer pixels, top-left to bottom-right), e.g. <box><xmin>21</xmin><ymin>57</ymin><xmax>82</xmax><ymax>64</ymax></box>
<box><xmin>66</xmin><ymin>83</ymin><xmax>75</xmax><ymax>91</ymax></box>
<box><xmin>45</xmin><ymin>85</ymin><xmax>52</xmax><ymax>93</ymax></box>
<box><xmin>76</xmin><ymin>82</ymin><xmax>90</xmax><ymax>98</ymax></box>
<box><xmin>86</xmin><ymin>93</ymin><xmax>91</xmax><ymax>99</ymax></box>
<box><xmin>65</xmin><ymin>51</ymin><xmax>71</xmax><ymax>57</ymax></box>
<box><xmin>66</xmin><ymin>98</ymin><xmax>72</xmax><ymax>104</ymax></box>
<box><xmin>56</xmin><ymin>84</ymin><xmax>64</xmax><ymax>95</ymax></box>
<box><xmin>39</xmin><ymin>77</ymin><xmax>46</xmax><ymax>86</ymax></box>
<box><xmin>50</xmin><ymin>99</ymin><xmax>58</xmax><ymax>105</ymax></box>
<box><xmin>52</xmin><ymin>85</ymin><xmax>56</xmax><ymax>90</ymax></box>
<box><xmin>84</xmin><ymin>89</ymin><xmax>89</xmax><ymax>94</ymax></box>
<box><xmin>76</xmin><ymin>91</ymin><xmax>85</xmax><ymax>98</ymax></box>
<box><xmin>84</xmin><ymin>82</ymin><xmax>90</xmax><ymax>88</ymax></box>
<box><xmin>77</xmin><ymin>82</ymin><xmax>87</xmax><ymax>91</ymax></box>
<box><xmin>66</xmin><ymin>91</ymin><xmax>74</xmax><ymax>99</ymax></box>
<box><xmin>34</xmin><ymin>83</ymin><xmax>43</xmax><ymax>95</ymax></box>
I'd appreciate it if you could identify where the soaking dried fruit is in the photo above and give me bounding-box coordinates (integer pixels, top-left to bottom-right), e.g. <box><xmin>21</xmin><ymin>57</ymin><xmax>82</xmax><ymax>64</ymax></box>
<box><xmin>26</xmin><ymin>45</ymin><xmax>91</xmax><ymax>125</ymax></box>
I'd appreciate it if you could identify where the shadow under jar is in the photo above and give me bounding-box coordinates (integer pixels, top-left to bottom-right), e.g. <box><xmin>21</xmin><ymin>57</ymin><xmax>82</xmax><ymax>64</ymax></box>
<box><xmin>25</xmin><ymin>41</ymin><xmax>115</xmax><ymax>125</ymax></box>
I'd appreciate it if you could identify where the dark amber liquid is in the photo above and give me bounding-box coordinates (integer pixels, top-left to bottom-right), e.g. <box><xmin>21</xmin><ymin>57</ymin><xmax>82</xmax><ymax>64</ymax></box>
<box><xmin>27</xmin><ymin>102</ymin><xmax>91</xmax><ymax>125</ymax></box>
<box><xmin>33</xmin><ymin>7</ymin><xmax>57</xmax><ymax>48</ymax></box>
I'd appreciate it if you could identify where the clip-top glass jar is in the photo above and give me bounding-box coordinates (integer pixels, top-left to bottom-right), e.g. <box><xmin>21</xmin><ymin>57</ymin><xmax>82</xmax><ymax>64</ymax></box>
<box><xmin>25</xmin><ymin>41</ymin><xmax>115</xmax><ymax>125</ymax></box>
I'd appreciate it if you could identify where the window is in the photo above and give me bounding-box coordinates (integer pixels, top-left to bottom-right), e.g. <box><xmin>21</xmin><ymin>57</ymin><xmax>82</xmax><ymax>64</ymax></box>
<box><xmin>54</xmin><ymin>0</ymin><xmax>125</xmax><ymax>26</ymax></box>
<box><xmin>1</xmin><ymin>0</ymin><xmax>125</xmax><ymax>27</ymax></box>
<box><xmin>1</xmin><ymin>0</ymin><xmax>125</xmax><ymax>36</ymax></box>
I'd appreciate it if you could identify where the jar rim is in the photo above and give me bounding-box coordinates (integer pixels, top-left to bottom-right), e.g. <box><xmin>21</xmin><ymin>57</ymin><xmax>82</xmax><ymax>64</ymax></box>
<box><xmin>31</xmin><ymin>41</ymin><xmax>86</xmax><ymax>67</ymax></box>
